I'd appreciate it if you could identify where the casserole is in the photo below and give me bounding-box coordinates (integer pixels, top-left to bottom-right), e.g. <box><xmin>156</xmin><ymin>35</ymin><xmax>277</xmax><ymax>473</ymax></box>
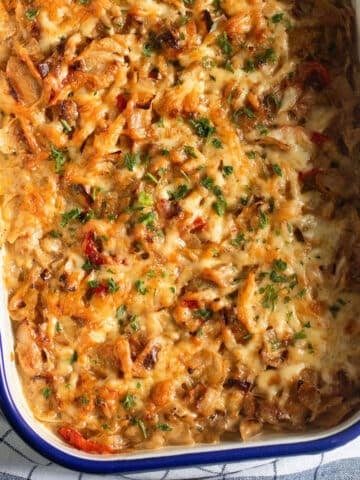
<box><xmin>0</xmin><ymin>0</ymin><xmax>360</xmax><ymax>473</ymax></box>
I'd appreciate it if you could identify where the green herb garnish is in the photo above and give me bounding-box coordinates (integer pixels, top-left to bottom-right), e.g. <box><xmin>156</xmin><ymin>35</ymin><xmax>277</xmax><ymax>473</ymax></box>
<box><xmin>124</xmin><ymin>152</ymin><xmax>140</xmax><ymax>171</ymax></box>
<box><xmin>42</xmin><ymin>387</ymin><xmax>52</xmax><ymax>399</ymax></box>
<box><xmin>122</xmin><ymin>392</ymin><xmax>136</xmax><ymax>410</ymax></box>
<box><xmin>217</xmin><ymin>32</ymin><xmax>233</xmax><ymax>56</ymax></box>
<box><xmin>61</xmin><ymin>208</ymin><xmax>82</xmax><ymax>227</ymax></box>
<box><xmin>189</xmin><ymin>117</ymin><xmax>216</xmax><ymax>138</ymax></box>
<box><xmin>135</xmin><ymin>279</ymin><xmax>148</xmax><ymax>295</ymax></box>
<box><xmin>107</xmin><ymin>278</ymin><xmax>119</xmax><ymax>293</ymax></box>
<box><xmin>168</xmin><ymin>184</ymin><xmax>189</xmax><ymax>201</ymax></box>
<box><xmin>25</xmin><ymin>9</ymin><xmax>39</xmax><ymax>20</ymax></box>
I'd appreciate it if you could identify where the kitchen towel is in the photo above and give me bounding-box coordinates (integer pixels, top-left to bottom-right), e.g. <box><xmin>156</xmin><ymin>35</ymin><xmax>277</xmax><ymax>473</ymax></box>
<box><xmin>0</xmin><ymin>410</ymin><xmax>359</xmax><ymax>479</ymax></box>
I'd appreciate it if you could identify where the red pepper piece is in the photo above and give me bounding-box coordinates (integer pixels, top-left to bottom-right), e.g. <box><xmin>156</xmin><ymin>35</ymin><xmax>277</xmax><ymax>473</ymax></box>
<box><xmin>83</xmin><ymin>231</ymin><xmax>106</xmax><ymax>266</ymax></box>
<box><xmin>310</xmin><ymin>131</ymin><xmax>329</xmax><ymax>146</ymax></box>
<box><xmin>58</xmin><ymin>426</ymin><xmax>112</xmax><ymax>454</ymax></box>
<box><xmin>92</xmin><ymin>284</ymin><xmax>108</xmax><ymax>296</ymax></box>
<box><xmin>191</xmin><ymin>217</ymin><xmax>207</xmax><ymax>233</ymax></box>
<box><xmin>299</xmin><ymin>168</ymin><xmax>321</xmax><ymax>182</ymax></box>
<box><xmin>301</xmin><ymin>61</ymin><xmax>331</xmax><ymax>90</ymax></box>
<box><xmin>183</xmin><ymin>299</ymin><xmax>199</xmax><ymax>309</ymax></box>
<box><xmin>116</xmin><ymin>93</ymin><xmax>128</xmax><ymax>113</ymax></box>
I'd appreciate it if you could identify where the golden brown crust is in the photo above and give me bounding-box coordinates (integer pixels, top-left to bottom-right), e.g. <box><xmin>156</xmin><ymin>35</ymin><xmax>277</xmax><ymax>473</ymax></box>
<box><xmin>0</xmin><ymin>0</ymin><xmax>360</xmax><ymax>453</ymax></box>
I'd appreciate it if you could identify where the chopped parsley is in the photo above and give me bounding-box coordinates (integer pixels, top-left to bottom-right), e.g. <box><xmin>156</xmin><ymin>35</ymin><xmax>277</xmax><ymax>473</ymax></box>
<box><xmin>145</xmin><ymin>172</ymin><xmax>159</xmax><ymax>184</ymax></box>
<box><xmin>222</xmin><ymin>165</ymin><xmax>234</xmax><ymax>177</ymax></box>
<box><xmin>25</xmin><ymin>9</ymin><xmax>39</xmax><ymax>20</ymax></box>
<box><xmin>55</xmin><ymin>321</ymin><xmax>62</xmax><ymax>333</ymax></box>
<box><xmin>49</xmin><ymin>230</ymin><xmax>62</xmax><ymax>238</ymax></box>
<box><xmin>50</xmin><ymin>145</ymin><xmax>68</xmax><ymax>174</ymax></box>
<box><xmin>243</xmin><ymin>48</ymin><xmax>277</xmax><ymax>73</ymax></box>
<box><xmin>130</xmin><ymin>315</ymin><xmax>139</xmax><ymax>331</ymax></box>
<box><xmin>116</xmin><ymin>305</ymin><xmax>126</xmax><ymax>319</ymax></box>
<box><xmin>256</xmin><ymin>124</ymin><xmax>269</xmax><ymax>136</ymax></box>
<box><xmin>243</xmin><ymin>333</ymin><xmax>253</xmax><ymax>341</ymax></box>
<box><xmin>270</xmin><ymin>270</ymin><xmax>288</xmax><ymax>283</ymax></box>
<box><xmin>296</xmin><ymin>288</ymin><xmax>307</xmax><ymax>299</ymax></box>
<box><xmin>271</xmin><ymin>13</ymin><xmax>284</xmax><ymax>23</ymax></box>
<box><xmin>269</xmin><ymin>259</ymin><xmax>298</xmax><ymax>286</ymax></box>
<box><xmin>107</xmin><ymin>278</ymin><xmax>119</xmax><ymax>293</ymax></box>
<box><xmin>184</xmin><ymin>145</ymin><xmax>197</xmax><ymax>158</ymax></box>
<box><xmin>230</xmin><ymin>233</ymin><xmax>245</xmax><ymax>247</ymax></box>
<box><xmin>201</xmin><ymin>176</ymin><xmax>227</xmax><ymax>216</ymax></box>
<box><xmin>42</xmin><ymin>387</ymin><xmax>52</xmax><ymax>399</ymax></box>
<box><xmin>135</xmin><ymin>279</ymin><xmax>148</xmax><ymax>295</ymax></box>
<box><xmin>212</xmin><ymin>138</ymin><xmax>223</xmax><ymax>149</ymax></box>
<box><xmin>157</xmin><ymin>423</ymin><xmax>172</xmax><ymax>431</ymax></box>
<box><xmin>260</xmin><ymin>284</ymin><xmax>278</xmax><ymax>310</ymax></box>
<box><xmin>168</xmin><ymin>184</ymin><xmax>189</xmax><ymax>201</ymax></box>
<box><xmin>60</xmin><ymin>119</ymin><xmax>72</xmax><ymax>133</ymax></box>
<box><xmin>272</xmin><ymin>163</ymin><xmax>282</xmax><ymax>176</ymax></box>
<box><xmin>212</xmin><ymin>199</ymin><xmax>227</xmax><ymax>216</ymax></box>
<box><xmin>293</xmin><ymin>330</ymin><xmax>307</xmax><ymax>340</ymax></box>
<box><xmin>138</xmin><ymin>211</ymin><xmax>156</xmax><ymax>226</ymax></box>
<box><xmin>70</xmin><ymin>350</ymin><xmax>78</xmax><ymax>363</ymax></box>
<box><xmin>179</xmin><ymin>14</ymin><xmax>189</xmax><ymax>26</ymax></box>
<box><xmin>243</xmin><ymin>59</ymin><xmax>256</xmax><ymax>73</ymax></box>
<box><xmin>240</xmin><ymin>107</ymin><xmax>256</xmax><ymax>119</ymax></box>
<box><xmin>273</xmin><ymin>259</ymin><xmax>287</xmax><ymax>272</ymax></box>
<box><xmin>201</xmin><ymin>176</ymin><xmax>215</xmax><ymax>190</ymax></box>
<box><xmin>122</xmin><ymin>392</ymin><xmax>136</xmax><ymax>410</ymax></box>
<box><xmin>81</xmin><ymin>210</ymin><xmax>96</xmax><ymax>223</ymax></box>
<box><xmin>82</xmin><ymin>259</ymin><xmax>96</xmax><ymax>272</ymax></box>
<box><xmin>142</xmin><ymin>44</ymin><xmax>153</xmax><ymax>57</ymax></box>
<box><xmin>124</xmin><ymin>152</ymin><xmax>140</xmax><ymax>171</ymax></box>
<box><xmin>258</xmin><ymin>209</ymin><xmax>268</xmax><ymax>229</ymax></box>
<box><xmin>78</xmin><ymin>394</ymin><xmax>89</xmax><ymax>405</ymax></box>
<box><xmin>130</xmin><ymin>417</ymin><xmax>147</xmax><ymax>439</ymax></box>
<box><xmin>137</xmin><ymin>191</ymin><xmax>154</xmax><ymax>207</ymax></box>
<box><xmin>256</xmin><ymin>48</ymin><xmax>277</xmax><ymax>65</ymax></box>
<box><xmin>61</xmin><ymin>208</ymin><xmax>82</xmax><ymax>227</ymax></box>
<box><xmin>217</xmin><ymin>32</ymin><xmax>233</xmax><ymax>56</ymax></box>
<box><xmin>265</xmin><ymin>93</ymin><xmax>282</xmax><ymax>110</ymax></box>
<box><xmin>246</xmin><ymin>151</ymin><xmax>256</xmax><ymax>159</ymax></box>
<box><xmin>193</xmin><ymin>308</ymin><xmax>213</xmax><ymax>320</ymax></box>
<box><xmin>189</xmin><ymin>117</ymin><xmax>216</xmax><ymax>138</ymax></box>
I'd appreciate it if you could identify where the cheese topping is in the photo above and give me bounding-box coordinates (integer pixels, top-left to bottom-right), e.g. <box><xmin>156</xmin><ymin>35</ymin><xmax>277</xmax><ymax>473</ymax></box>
<box><xmin>0</xmin><ymin>0</ymin><xmax>359</xmax><ymax>453</ymax></box>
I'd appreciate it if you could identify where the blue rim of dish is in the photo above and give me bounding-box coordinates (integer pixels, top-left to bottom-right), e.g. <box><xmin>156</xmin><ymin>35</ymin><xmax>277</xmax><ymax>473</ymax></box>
<box><xmin>0</xmin><ymin>333</ymin><xmax>359</xmax><ymax>474</ymax></box>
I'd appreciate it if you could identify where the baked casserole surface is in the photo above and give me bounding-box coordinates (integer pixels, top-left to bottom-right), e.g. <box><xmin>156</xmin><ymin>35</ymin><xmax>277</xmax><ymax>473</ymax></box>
<box><xmin>0</xmin><ymin>0</ymin><xmax>359</xmax><ymax>453</ymax></box>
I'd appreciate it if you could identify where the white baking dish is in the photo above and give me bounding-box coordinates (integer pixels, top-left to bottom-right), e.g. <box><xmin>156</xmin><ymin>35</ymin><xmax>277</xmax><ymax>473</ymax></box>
<box><xmin>0</xmin><ymin>2</ymin><xmax>359</xmax><ymax>474</ymax></box>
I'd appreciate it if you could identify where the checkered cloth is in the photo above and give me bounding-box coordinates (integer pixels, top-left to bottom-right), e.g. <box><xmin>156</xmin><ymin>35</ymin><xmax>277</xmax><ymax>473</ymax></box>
<box><xmin>0</xmin><ymin>410</ymin><xmax>359</xmax><ymax>480</ymax></box>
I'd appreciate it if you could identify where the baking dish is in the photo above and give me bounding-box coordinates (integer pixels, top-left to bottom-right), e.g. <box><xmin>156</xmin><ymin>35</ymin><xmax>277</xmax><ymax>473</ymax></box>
<box><xmin>1</xmin><ymin>2</ymin><xmax>360</xmax><ymax>475</ymax></box>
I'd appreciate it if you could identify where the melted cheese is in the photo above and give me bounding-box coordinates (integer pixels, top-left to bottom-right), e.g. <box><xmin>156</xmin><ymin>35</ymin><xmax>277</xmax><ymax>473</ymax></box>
<box><xmin>0</xmin><ymin>0</ymin><xmax>359</xmax><ymax>453</ymax></box>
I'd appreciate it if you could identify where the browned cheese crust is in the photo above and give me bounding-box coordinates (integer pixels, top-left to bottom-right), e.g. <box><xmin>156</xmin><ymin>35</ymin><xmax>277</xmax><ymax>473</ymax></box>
<box><xmin>0</xmin><ymin>0</ymin><xmax>360</xmax><ymax>454</ymax></box>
